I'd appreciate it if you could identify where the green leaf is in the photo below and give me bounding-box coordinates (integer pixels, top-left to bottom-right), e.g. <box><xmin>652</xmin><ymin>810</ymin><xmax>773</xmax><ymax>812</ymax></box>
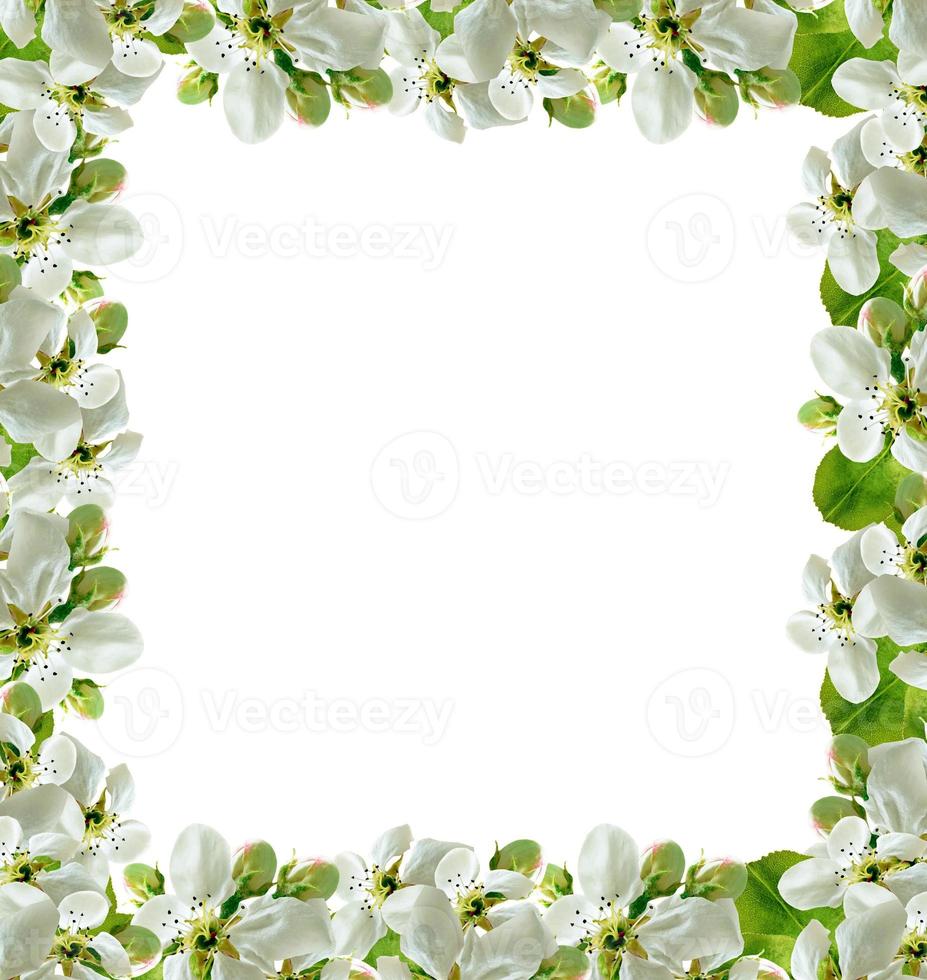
<box><xmin>822</xmin><ymin>637</ymin><xmax>927</xmax><ymax>745</ymax></box>
<box><xmin>736</xmin><ymin>851</ymin><xmax>843</xmax><ymax>969</ymax></box>
<box><xmin>794</xmin><ymin>2</ymin><xmax>850</xmax><ymax>34</ymax></box>
<box><xmin>0</xmin><ymin>439</ymin><xmax>37</xmax><ymax>482</ymax></box>
<box><xmin>813</xmin><ymin>442</ymin><xmax>909</xmax><ymax>530</ymax></box>
<box><xmin>0</xmin><ymin>26</ymin><xmax>51</xmax><ymax>62</ymax></box>
<box><xmin>790</xmin><ymin>26</ymin><xmax>897</xmax><ymax>117</ymax></box>
<box><xmin>821</xmin><ymin>230</ymin><xmax>908</xmax><ymax>326</ymax></box>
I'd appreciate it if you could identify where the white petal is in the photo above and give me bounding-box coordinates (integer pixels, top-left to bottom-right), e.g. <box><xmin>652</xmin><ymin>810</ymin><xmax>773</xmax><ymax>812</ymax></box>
<box><xmin>811</xmin><ymin>326</ymin><xmax>890</xmax><ymax>400</ymax></box>
<box><xmin>778</xmin><ymin>857</ymin><xmax>846</xmax><ymax>909</ymax></box>
<box><xmin>577</xmin><ymin>824</ymin><xmax>641</xmax><ymax>905</ymax></box>
<box><xmin>63</xmin><ymin>201</ymin><xmax>144</xmax><ymax>265</ymax></box>
<box><xmin>60</xmin><ymin>607</ymin><xmax>144</xmax><ymax>674</ymax></box>
<box><xmin>827</xmin><ymin>228</ymin><xmax>879</xmax><ymax>296</ymax></box>
<box><xmin>222</xmin><ymin>58</ymin><xmax>287</xmax><ymax>145</ymax></box>
<box><xmin>837</xmin><ymin>397</ymin><xmax>887</xmax><ymax>462</ymax></box>
<box><xmin>169</xmin><ymin>825</ymin><xmax>234</xmax><ymax>906</ymax></box>
<box><xmin>827</xmin><ymin>637</ymin><xmax>880</xmax><ymax>703</ymax></box>
<box><xmin>832</xmin><ymin>58</ymin><xmax>897</xmax><ymax>109</ymax></box>
<box><xmin>631</xmin><ymin>60</ymin><xmax>695</xmax><ymax>144</ymax></box>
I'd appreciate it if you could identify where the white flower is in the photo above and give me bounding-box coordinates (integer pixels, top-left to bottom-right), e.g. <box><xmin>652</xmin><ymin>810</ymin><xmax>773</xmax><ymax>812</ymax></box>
<box><xmin>134</xmin><ymin>824</ymin><xmax>330</xmax><ymax>979</ymax></box>
<box><xmin>0</xmin><ymin>713</ymin><xmax>75</xmax><ymax>798</ymax></box>
<box><xmin>833</xmin><ymin>55</ymin><xmax>927</xmax><ymax>155</ymax></box>
<box><xmin>0</xmin><ymin>511</ymin><xmax>143</xmax><ymax>711</ymax></box>
<box><xmin>0</xmin><ymin>881</ymin><xmax>59</xmax><ymax>978</ymax></box>
<box><xmin>833</xmin><ymin>886</ymin><xmax>927</xmax><ymax>979</ymax></box>
<box><xmin>0</xmin><ymin>0</ymin><xmax>36</xmax><ymax>48</ymax></box>
<box><xmin>786</xmin><ymin>121</ymin><xmax>880</xmax><ymax>295</ymax></box>
<box><xmin>810</xmin><ymin>325</ymin><xmax>927</xmax><ymax>469</ymax></box>
<box><xmin>596</xmin><ymin>0</ymin><xmax>795</xmax><ymax>143</ymax></box>
<box><xmin>543</xmin><ymin>824</ymin><xmax>742</xmax><ymax>973</ymax></box>
<box><xmin>843</xmin><ymin>0</ymin><xmax>927</xmax><ymax>56</ymax></box>
<box><xmin>786</xmin><ymin>532</ymin><xmax>879</xmax><ymax>704</ymax></box>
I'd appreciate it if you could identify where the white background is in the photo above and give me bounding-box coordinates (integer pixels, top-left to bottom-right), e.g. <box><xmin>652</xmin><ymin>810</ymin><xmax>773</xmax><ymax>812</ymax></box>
<box><xmin>81</xmin><ymin>71</ymin><xmax>853</xmax><ymax>871</ymax></box>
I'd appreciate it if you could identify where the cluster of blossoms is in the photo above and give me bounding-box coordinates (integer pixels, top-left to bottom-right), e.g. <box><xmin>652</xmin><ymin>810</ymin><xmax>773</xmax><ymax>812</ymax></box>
<box><xmin>0</xmin><ymin>0</ymin><xmax>921</xmax><ymax>976</ymax></box>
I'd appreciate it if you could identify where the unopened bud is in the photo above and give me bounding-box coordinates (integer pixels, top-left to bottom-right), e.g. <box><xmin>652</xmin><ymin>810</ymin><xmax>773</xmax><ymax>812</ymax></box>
<box><xmin>739</xmin><ymin>67</ymin><xmax>801</xmax><ymax>108</ymax></box>
<box><xmin>113</xmin><ymin>925</ymin><xmax>161</xmax><ymax>974</ymax></box>
<box><xmin>90</xmin><ymin>301</ymin><xmax>128</xmax><ymax>353</ymax></box>
<box><xmin>536</xmin><ymin>946</ymin><xmax>590</xmax><ymax>979</ymax></box>
<box><xmin>65</xmin><ymin>270</ymin><xmax>104</xmax><ymax>305</ymax></box>
<box><xmin>71</xmin><ymin>566</ymin><xmax>126</xmax><ymax>610</ymax></box>
<box><xmin>640</xmin><ymin>840</ymin><xmax>685</xmax><ymax>897</ymax></box>
<box><xmin>829</xmin><ymin>733</ymin><xmax>870</xmax><ymax>796</ymax></box>
<box><xmin>330</xmin><ymin>67</ymin><xmax>393</xmax><ymax>108</ymax></box>
<box><xmin>287</xmin><ymin>70</ymin><xmax>331</xmax><ymax>126</ymax></box>
<box><xmin>1</xmin><ymin>682</ymin><xmax>43</xmax><ymax>728</ymax></box>
<box><xmin>593</xmin><ymin>66</ymin><xmax>627</xmax><ymax>105</ymax></box>
<box><xmin>178</xmin><ymin>67</ymin><xmax>219</xmax><ymax>105</ymax></box>
<box><xmin>168</xmin><ymin>2</ymin><xmax>215</xmax><ymax>42</ymax></box>
<box><xmin>544</xmin><ymin>91</ymin><xmax>595</xmax><ymax>129</ymax></box>
<box><xmin>798</xmin><ymin>394</ymin><xmax>841</xmax><ymax>433</ymax></box>
<box><xmin>72</xmin><ymin>159</ymin><xmax>126</xmax><ymax>203</ymax></box>
<box><xmin>858</xmin><ymin>296</ymin><xmax>910</xmax><ymax>348</ymax></box>
<box><xmin>896</xmin><ymin>472</ymin><xmax>927</xmax><ymax>522</ymax></box>
<box><xmin>124</xmin><ymin>863</ymin><xmax>165</xmax><ymax>904</ymax></box>
<box><xmin>233</xmin><ymin>840</ymin><xmax>277</xmax><ymax>898</ymax></box>
<box><xmin>67</xmin><ymin>504</ymin><xmax>109</xmax><ymax>566</ymax></box>
<box><xmin>0</xmin><ymin>255</ymin><xmax>21</xmax><ymax>302</ymax></box>
<box><xmin>694</xmin><ymin>71</ymin><xmax>739</xmax><ymax>126</ymax></box>
<box><xmin>594</xmin><ymin>0</ymin><xmax>639</xmax><ymax>17</ymax></box>
<box><xmin>276</xmin><ymin>857</ymin><xmax>339</xmax><ymax>901</ymax></box>
<box><xmin>683</xmin><ymin>857</ymin><xmax>748</xmax><ymax>902</ymax></box>
<box><xmin>66</xmin><ymin>678</ymin><xmax>104</xmax><ymax>720</ymax></box>
<box><xmin>490</xmin><ymin>839</ymin><xmax>542</xmax><ymax>877</ymax></box>
<box><xmin>538</xmin><ymin>862</ymin><xmax>573</xmax><ymax>906</ymax></box>
<box><xmin>904</xmin><ymin>265</ymin><xmax>927</xmax><ymax>320</ymax></box>
<box><xmin>811</xmin><ymin>795</ymin><xmax>864</xmax><ymax>835</ymax></box>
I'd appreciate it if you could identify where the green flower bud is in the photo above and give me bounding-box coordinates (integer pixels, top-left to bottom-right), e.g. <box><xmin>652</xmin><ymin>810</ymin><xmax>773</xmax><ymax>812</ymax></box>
<box><xmin>739</xmin><ymin>67</ymin><xmax>801</xmax><ymax>108</ymax></box>
<box><xmin>858</xmin><ymin>296</ymin><xmax>911</xmax><ymax>349</ymax></box>
<box><xmin>640</xmin><ymin>840</ymin><xmax>685</xmax><ymax>897</ymax></box>
<box><xmin>67</xmin><ymin>504</ymin><xmax>109</xmax><ymax>566</ymax></box>
<box><xmin>233</xmin><ymin>840</ymin><xmax>278</xmax><ymax>898</ymax></box>
<box><xmin>829</xmin><ymin>733</ymin><xmax>870</xmax><ymax>796</ymax></box>
<box><xmin>490</xmin><ymin>839</ymin><xmax>542</xmax><ymax>877</ymax></box>
<box><xmin>330</xmin><ymin>67</ymin><xmax>393</xmax><ymax>108</ymax></box>
<box><xmin>593</xmin><ymin>67</ymin><xmax>626</xmax><ymax>105</ymax></box>
<box><xmin>124</xmin><ymin>863</ymin><xmax>165</xmax><ymax>904</ymax></box>
<box><xmin>544</xmin><ymin>91</ymin><xmax>596</xmax><ymax>129</ymax></box>
<box><xmin>114</xmin><ymin>926</ymin><xmax>161</xmax><ymax>974</ymax></box>
<box><xmin>90</xmin><ymin>301</ymin><xmax>128</xmax><ymax>353</ymax></box>
<box><xmin>594</xmin><ymin>0</ymin><xmax>639</xmax><ymax>18</ymax></box>
<box><xmin>683</xmin><ymin>857</ymin><xmax>748</xmax><ymax>902</ymax></box>
<box><xmin>535</xmin><ymin>946</ymin><xmax>590</xmax><ymax>979</ymax></box>
<box><xmin>896</xmin><ymin>472</ymin><xmax>927</xmax><ymax>522</ymax></box>
<box><xmin>538</xmin><ymin>863</ymin><xmax>573</xmax><ymax>906</ymax></box>
<box><xmin>811</xmin><ymin>795</ymin><xmax>864</xmax><ymax>835</ymax></box>
<box><xmin>65</xmin><ymin>270</ymin><xmax>104</xmax><ymax>305</ymax></box>
<box><xmin>65</xmin><ymin>678</ymin><xmax>104</xmax><ymax>720</ymax></box>
<box><xmin>168</xmin><ymin>2</ymin><xmax>215</xmax><ymax>42</ymax></box>
<box><xmin>276</xmin><ymin>857</ymin><xmax>339</xmax><ymax>901</ymax></box>
<box><xmin>72</xmin><ymin>159</ymin><xmax>126</xmax><ymax>203</ymax></box>
<box><xmin>694</xmin><ymin>70</ymin><xmax>738</xmax><ymax>127</ymax></box>
<box><xmin>798</xmin><ymin>394</ymin><xmax>841</xmax><ymax>433</ymax></box>
<box><xmin>71</xmin><ymin>566</ymin><xmax>126</xmax><ymax>610</ymax></box>
<box><xmin>0</xmin><ymin>255</ymin><xmax>21</xmax><ymax>303</ymax></box>
<box><xmin>178</xmin><ymin>67</ymin><xmax>219</xmax><ymax>105</ymax></box>
<box><xmin>904</xmin><ymin>266</ymin><xmax>927</xmax><ymax>321</ymax></box>
<box><xmin>1</xmin><ymin>682</ymin><xmax>43</xmax><ymax>728</ymax></box>
<box><xmin>286</xmin><ymin>71</ymin><xmax>331</xmax><ymax>127</ymax></box>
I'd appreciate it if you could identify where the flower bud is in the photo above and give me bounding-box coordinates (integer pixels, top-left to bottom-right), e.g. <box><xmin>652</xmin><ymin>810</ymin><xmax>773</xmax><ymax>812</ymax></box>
<box><xmin>858</xmin><ymin>296</ymin><xmax>910</xmax><ymax>349</ymax></box>
<box><xmin>538</xmin><ymin>862</ymin><xmax>573</xmax><ymax>906</ymax></box>
<box><xmin>593</xmin><ymin>67</ymin><xmax>626</xmax><ymax>106</ymax></box>
<box><xmin>276</xmin><ymin>857</ymin><xmax>339</xmax><ymax>901</ymax></box>
<box><xmin>0</xmin><ymin>255</ymin><xmax>21</xmax><ymax>303</ymax></box>
<box><xmin>1</xmin><ymin>682</ymin><xmax>43</xmax><ymax>728</ymax></box>
<box><xmin>683</xmin><ymin>857</ymin><xmax>748</xmax><ymax>902</ymax></box>
<box><xmin>536</xmin><ymin>946</ymin><xmax>590</xmax><ymax>979</ymax></box>
<box><xmin>65</xmin><ymin>678</ymin><xmax>104</xmax><ymax>720</ymax></box>
<box><xmin>811</xmin><ymin>795</ymin><xmax>864</xmax><ymax>835</ymax></box>
<box><xmin>67</xmin><ymin>504</ymin><xmax>109</xmax><ymax>566</ymax></box>
<box><xmin>896</xmin><ymin>472</ymin><xmax>927</xmax><ymax>522</ymax></box>
<box><xmin>905</xmin><ymin>265</ymin><xmax>927</xmax><ymax>321</ymax></box>
<box><xmin>71</xmin><ymin>159</ymin><xmax>126</xmax><ymax>203</ymax></box>
<box><xmin>71</xmin><ymin>566</ymin><xmax>126</xmax><ymax>610</ymax></box>
<box><xmin>594</xmin><ymin>0</ymin><xmax>639</xmax><ymax>18</ymax></box>
<box><xmin>113</xmin><ymin>925</ymin><xmax>161</xmax><ymax>974</ymax></box>
<box><xmin>233</xmin><ymin>840</ymin><xmax>277</xmax><ymax>898</ymax></box>
<box><xmin>287</xmin><ymin>70</ymin><xmax>331</xmax><ymax>127</ymax></box>
<box><xmin>90</xmin><ymin>301</ymin><xmax>128</xmax><ymax>353</ymax></box>
<box><xmin>739</xmin><ymin>67</ymin><xmax>801</xmax><ymax>108</ymax></box>
<box><xmin>829</xmin><ymin>733</ymin><xmax>870</xmax><ymax>796</ymax></box>
<box><xmin>544</xmin><ymin>91</ymin><xmax>596</xmax><ymax>129</ymax></box>
<box><xmin>124</xmin><ymin>863</ymin><xmax>165</xmax><ymax>904</ymax></box>
<box><xmin>65</xmin><ymin>270</ymin><xmax>104</xmax><ymax>305</ymax></box>
<box><xmin>798</xmin><ymin>394</ymin><xmax>841</xmax><ymax>433</ymax></box>
<box><xmin>168</xmin><ymin>2</ymin><xmax>215</xmax><ymax>42</ymax></box>
<box><xmin>640</xmin><ymin>840</ymin><xmax>685</xmax><ymax>897</ymax></box>
<box><xmin>178</xmin><ymin>67</ymin><xmax>219</xmax><ymax>105</ymax></box>
<box><xmin>694</xmin><ymin>71</ymin><xmax>739</xmax><ymax>127</ymax></box>
<box><xmin>490</xmin><ymin>839</ymin><xmax>542</xmax><ymax>877</ymax></box>
<box><xmin>330</xmin><ymin>68</ymin><xmax>393</xmax><ymax>108</ymax></box>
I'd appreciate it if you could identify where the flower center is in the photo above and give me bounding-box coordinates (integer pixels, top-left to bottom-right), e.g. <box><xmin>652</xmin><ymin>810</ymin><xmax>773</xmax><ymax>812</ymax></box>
<box><xmin>367</xmin><ymin>866</ymin><xmax>400</xmax><ymax>906</ymax></box>
<box><xmin>454</xmin><ymin>884</ymin><xmax>490</xmax><ymax>927</ymax></box>
<box><xmin>903</xmin><ymin>933</ymin><xmax>927</xmax><ymax>965</ymax></box>
<box><xmin>880</xmin><ymin>380</ymin><xmax>927</xmax><ymax>437</ymax></box>
<box><xmin>51</xmin><ymin>930</ymin><xmax>92</xmax><ymax>963</ymax></box>
<box><xmin>509</xmin><ymin>40</ymin><xmax>543</xmax><ymax>82</ymax></box>
<box><xmin>0</xmin><ymin>209</ymin><xmax>60</xmax><ymax>256</ymax></box>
